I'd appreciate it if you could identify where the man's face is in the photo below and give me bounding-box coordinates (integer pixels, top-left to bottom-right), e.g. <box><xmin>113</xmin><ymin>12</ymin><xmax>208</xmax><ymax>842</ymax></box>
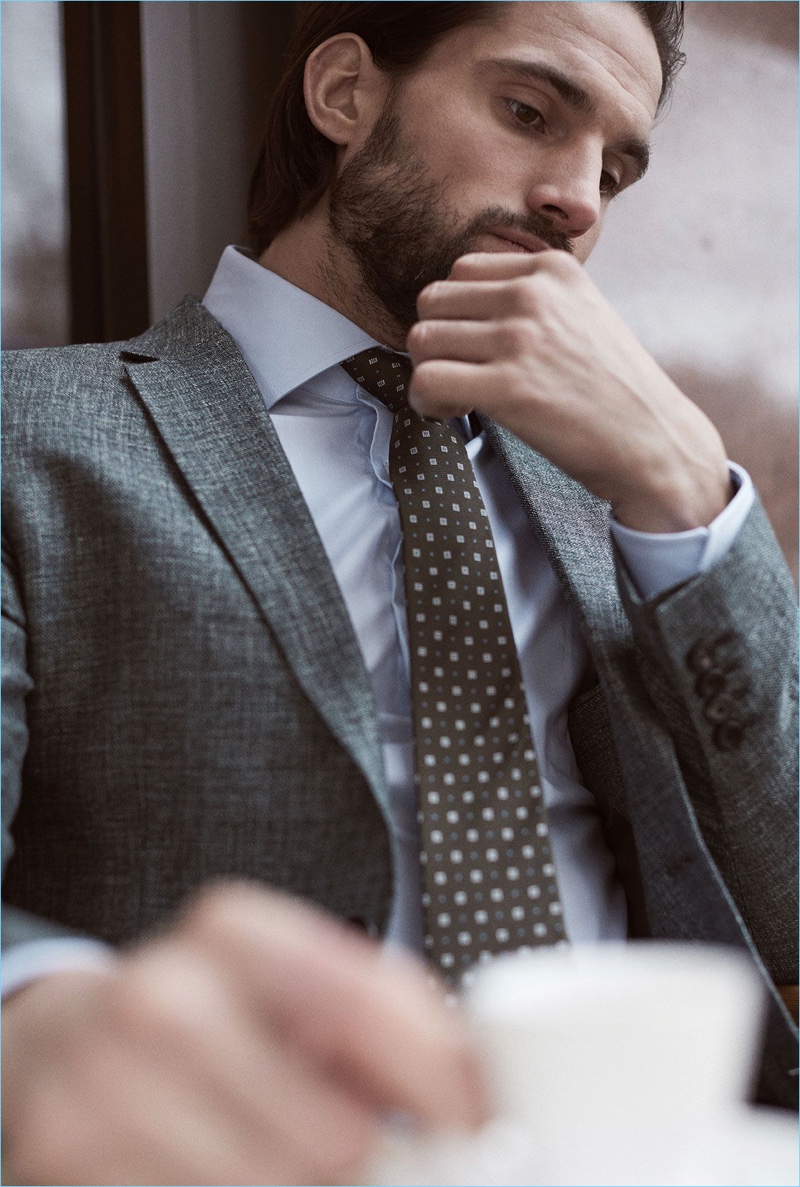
<box><xmin>328</xmin><ymin>1</ymin><xmax>662</xmax><ymax>334</ymax></box>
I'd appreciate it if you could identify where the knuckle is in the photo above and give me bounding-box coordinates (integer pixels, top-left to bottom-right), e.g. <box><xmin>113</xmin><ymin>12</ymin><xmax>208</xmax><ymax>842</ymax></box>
<box><xmin>449</xmin><ymin>255</ymin><xmax>480</xmax><ymax>281</ymax></box>
<box><xmin>542</xmin><ymin>248</ymin><xmax>577</xmax><ymax>277</ymax></box>
<box><xmin>182</xmin><ymin>878</ymin><xmax>261</xmax><ymax>943</ymax></box>
<box><xmin>415</xmin><ymin>281</ymin><xmax>441</xmax><ymax>315</ymax></box>
<box><xmin>410</xmin><ymin>362</ymin><xmax>436</xmax><ymax>400</ymax></box>
<box><xmin>406</xmin><ymin>321</ymin><xmax>427</xmax><ymax>353</ymax></box>
<box><xmin>509</xmin><ymin>276</ymin><xmax>540</xmax><ymax>316</ymax></box>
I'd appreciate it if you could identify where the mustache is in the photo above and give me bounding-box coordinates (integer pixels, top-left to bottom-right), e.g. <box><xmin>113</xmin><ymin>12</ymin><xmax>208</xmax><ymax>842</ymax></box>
<box><xmin>463</xmin><ymin>207</ymin><xmax>574</xmax><ymax>255</ymax></box>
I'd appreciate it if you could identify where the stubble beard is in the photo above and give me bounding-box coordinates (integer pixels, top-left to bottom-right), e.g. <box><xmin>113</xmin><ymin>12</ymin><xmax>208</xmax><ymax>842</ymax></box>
<box><xmin>326</xmin><ymin>105</ymin><xmax>572</xmax><ymax>342</ymax></box>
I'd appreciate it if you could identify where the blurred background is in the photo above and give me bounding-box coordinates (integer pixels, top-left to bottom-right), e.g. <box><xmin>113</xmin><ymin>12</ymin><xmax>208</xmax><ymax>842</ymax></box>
<box><xmin>2</xmin><ymin>1</ymin><xmax>797</xmax><ymax>579</ymax></box>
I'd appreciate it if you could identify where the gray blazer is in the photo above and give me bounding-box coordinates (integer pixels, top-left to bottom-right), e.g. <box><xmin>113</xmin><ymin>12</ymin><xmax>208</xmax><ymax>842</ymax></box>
<box><xmin>3</xmin><ymin>299</ymin><xmax>797</xmax><ymax>1106</ymax></box>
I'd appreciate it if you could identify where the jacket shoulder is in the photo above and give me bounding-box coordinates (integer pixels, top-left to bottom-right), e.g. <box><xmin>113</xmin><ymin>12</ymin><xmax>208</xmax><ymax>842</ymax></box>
<box><xmin>2</xmin><ymin>338</ymin><xmax>123</xmax><ymax>385</ymax></box>
<box><xmin>2</xmin><ymin>298</ymin><xmax>228</xmax><ymax>423</ymax></box>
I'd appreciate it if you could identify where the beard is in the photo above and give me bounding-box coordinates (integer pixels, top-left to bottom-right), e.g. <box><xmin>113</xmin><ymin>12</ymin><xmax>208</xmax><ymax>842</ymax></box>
<box><xmin>327</xmin><ymin>105</ymin><xmax>572</xmax><ymax>335</ymax></box>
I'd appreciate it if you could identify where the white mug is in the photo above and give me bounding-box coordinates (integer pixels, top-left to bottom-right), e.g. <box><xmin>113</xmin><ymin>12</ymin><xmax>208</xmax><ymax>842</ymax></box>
<box><xmin>464</xmin><ymin>942</ymin><xmax>767</xmax><ymax>1185</ymax></box>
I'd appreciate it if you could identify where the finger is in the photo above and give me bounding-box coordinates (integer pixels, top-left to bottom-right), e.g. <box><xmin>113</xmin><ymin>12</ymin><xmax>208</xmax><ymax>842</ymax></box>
<box><xmin>2</xmin><ymin>947</ymin><xmax>375</xmax><ymax>1187</ymax></box>
<box><xmin>407</xmin><ymin>319</ymin><xmax>508</xmax><ymax>366</ymax></box>
<box><xmin>76</xmin><ymin>1056</ymin><xmax>280</xmax><ymax>1187</ymax></box>
<box><xmin>447</xmin><ymin>249</ymin><xmax>573</xmax><ymax>282</ymax></box>
<box><xmin>89</xmin><ymin>1055</ymin><xmax>322</xmax><ymax>1187</ymax></box>
<box><xmin>417</xmin><ymin>275</ymin><xmax>551</xmax><ymax>323</ymax></box>
<box><xmin>113</xmin><ymin>944</ymin><xmax>376</xmax><ymax>1183</ymax></box>
<box><xmin>410</xmin><ymin>360</ymin><xmax>504</xmax><ymax>421</ymax></box>
<box><xmin>180</xmin><ymin>883</ymin><xmax>488</xmax><ymax>1129</ymax></box>
<box><xmin>17</xmin><ymin>1022</ymin><xmax>280</xmax><ymax>1187</ymax></box>
<box><xmin>111</xmin><ymin>1043</ymin><xmax>369</xmax><ymax>1187</ymax></box>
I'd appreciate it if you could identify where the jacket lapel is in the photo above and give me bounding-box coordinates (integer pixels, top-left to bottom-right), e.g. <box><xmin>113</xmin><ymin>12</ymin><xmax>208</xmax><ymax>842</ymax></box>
<box><xmin>484</xmin><ymin>420</ymin><xmax>631</xmax><ymax>653</ymax></box>
<box><xmin>121</xmin><ymin>299</ymin><xmax>388</xmax><ymax>810</ymax></box>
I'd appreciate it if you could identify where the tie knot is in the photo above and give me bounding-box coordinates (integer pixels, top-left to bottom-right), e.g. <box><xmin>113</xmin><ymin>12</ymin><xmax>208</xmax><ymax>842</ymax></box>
<box><xmin>341</xmin><ymin>348</ymin><xmax>412</xmax><ymax>414</ymax></box>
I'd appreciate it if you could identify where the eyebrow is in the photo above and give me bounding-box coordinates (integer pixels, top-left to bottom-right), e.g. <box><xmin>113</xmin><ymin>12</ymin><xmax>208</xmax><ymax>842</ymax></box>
<box><xmin>487</xmin><ymin>56</ymin><xmax>651</xmax><ymax>181</ymax></box>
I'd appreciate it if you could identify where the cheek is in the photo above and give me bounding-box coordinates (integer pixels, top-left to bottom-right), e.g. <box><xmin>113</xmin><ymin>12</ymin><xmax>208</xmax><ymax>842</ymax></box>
<box><xmin>421</xmin><ymin>128</ymin><xmax>492</xmax><ymax>181</ymax></box>
<box><xmin>402</xmin><ymin>87</ymin><xmax>502</xmax><ymax>181</ymax></box>
<box><xmin>435</xmin><ymin>141</ymin><xmax>525</xmax><ymax>208</ymax></box>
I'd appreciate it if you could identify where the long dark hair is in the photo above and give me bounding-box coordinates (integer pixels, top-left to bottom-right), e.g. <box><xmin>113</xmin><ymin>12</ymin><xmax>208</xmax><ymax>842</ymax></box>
<box><xmin>247</xmin><ymin>2</ymin><xmax>685</xmax><ymax>253</ymax></box>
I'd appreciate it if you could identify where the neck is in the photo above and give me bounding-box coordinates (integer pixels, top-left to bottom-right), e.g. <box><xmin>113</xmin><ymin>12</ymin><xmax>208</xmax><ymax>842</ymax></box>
<box><xmin>258</xmin><ymin>202</ymin><xmax>408</xmax><ymax>349</ymax></box>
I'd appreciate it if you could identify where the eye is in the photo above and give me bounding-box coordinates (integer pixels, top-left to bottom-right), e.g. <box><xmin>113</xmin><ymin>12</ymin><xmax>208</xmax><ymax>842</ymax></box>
<box><xmin>507</xmin><ymin>99</ymin><xmax>545</xmax><ymax>130</ymax></box>
<box><xmin>599</xmin><ymin>169</ymin><xmax>622</xmax><ymax>197</ymax></box>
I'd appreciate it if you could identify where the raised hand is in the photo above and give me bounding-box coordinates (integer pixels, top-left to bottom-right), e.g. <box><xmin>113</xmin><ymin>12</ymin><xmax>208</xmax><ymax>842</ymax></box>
<box><xmin>407</xmin><ymin>251</ymin><xmax>731</xmax><ymax>534</ymax></box>
<box><xmin>2</xmin><ymin>883</ymin><xmax>486</xmax><ymax>1186</ymax></box>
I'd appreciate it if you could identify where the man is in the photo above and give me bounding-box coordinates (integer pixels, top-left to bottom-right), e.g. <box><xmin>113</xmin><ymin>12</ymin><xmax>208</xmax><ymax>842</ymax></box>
<box><xmin>2</xmin><ymin>2</ymin><xmax>797</xmax><ymax>1183</ymax></box>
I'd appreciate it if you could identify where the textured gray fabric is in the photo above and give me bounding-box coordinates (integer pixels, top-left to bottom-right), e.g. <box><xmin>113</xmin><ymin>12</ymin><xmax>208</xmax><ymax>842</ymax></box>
<box><xmin>2</xmin><ymin>297</ymin><xmax>797</xmax><ymax>1106</ymax></box>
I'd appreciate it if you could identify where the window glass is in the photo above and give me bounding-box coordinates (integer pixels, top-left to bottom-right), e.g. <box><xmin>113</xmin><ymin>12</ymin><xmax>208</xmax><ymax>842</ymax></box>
<box><xmin>2</xmin><ymin>0</ymin><xmax>70</xmax><ymax>348</ymax></box>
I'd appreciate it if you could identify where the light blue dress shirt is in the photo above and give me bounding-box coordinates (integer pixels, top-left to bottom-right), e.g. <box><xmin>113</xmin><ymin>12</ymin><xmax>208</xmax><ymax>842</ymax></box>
<box><xmin>2</xmin><ymin>247</ymin><xmax>754</xmax><ymax>994</ymax></box>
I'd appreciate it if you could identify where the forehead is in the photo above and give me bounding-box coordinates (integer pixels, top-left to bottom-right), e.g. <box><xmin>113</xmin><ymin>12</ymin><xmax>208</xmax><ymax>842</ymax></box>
<box><xmin>421</xmin><ymin>1</ymin><xmax>662</xmax><ymax>129</ymax></box>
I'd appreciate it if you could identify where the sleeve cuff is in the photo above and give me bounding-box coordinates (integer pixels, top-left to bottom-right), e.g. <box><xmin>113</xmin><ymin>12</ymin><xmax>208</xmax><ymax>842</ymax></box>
<box><xmin>2</xmin><ymin>937</ymin><xmax>115</xmax><ymax>998</ymax></box>
<box><xmin>609</xmin><ymin>463</ymin><xmax>755</xmax><ymax>600</ymax></box>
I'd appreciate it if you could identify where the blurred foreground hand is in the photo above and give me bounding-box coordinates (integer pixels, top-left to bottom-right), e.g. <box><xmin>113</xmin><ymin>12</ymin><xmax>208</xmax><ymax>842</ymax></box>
<box><xmin>2</xmin><ymin>883</ymin><xmax>487</xmax><ymax>1185</ymax></box>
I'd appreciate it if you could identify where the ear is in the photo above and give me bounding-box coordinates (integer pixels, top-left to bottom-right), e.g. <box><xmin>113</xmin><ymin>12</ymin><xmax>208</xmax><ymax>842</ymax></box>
<box><xmin>303</xmin><ymin>33</ymin><xmax>388</xmax><ymax>150</ymax></box>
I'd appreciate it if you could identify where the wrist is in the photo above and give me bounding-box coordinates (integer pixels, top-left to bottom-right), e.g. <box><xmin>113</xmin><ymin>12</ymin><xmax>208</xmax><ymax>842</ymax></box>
<box><xmin>611</xmin><ymin>453</ymin><xmax>732</xmax><ymax>534</ymax></box>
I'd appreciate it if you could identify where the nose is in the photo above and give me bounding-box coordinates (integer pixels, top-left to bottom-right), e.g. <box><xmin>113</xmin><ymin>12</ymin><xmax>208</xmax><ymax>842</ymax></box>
<box><xmin>524</xmin><ymin>142</ymin><xmax>603</xmax><ymax>239</ymax></box>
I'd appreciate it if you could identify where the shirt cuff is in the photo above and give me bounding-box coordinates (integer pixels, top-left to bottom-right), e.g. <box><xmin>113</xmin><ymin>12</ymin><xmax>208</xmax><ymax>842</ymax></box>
<box><xmin>609</xmin><ymin>463</ymin><xmax>754</xmax><ymax>600</ymax></box>
<box><xmin>2</xmin><ymin>937</ymin><xmax>116</xmax><ymax>999</ymax></box>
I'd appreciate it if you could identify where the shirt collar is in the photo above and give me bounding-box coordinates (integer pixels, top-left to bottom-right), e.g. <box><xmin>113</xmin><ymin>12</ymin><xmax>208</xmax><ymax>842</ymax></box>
<box><xmin>202</xmin><ymin>246</ymin><xmax>382</xmax><ymax>410</ymax></box>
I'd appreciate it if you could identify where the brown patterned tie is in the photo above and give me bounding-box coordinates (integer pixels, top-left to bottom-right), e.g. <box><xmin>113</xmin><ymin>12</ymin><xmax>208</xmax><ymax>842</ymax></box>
<box><xmin>341</xmin><ymin>348</ymin><xmax>565</xmax><ymax>984</ymax></box>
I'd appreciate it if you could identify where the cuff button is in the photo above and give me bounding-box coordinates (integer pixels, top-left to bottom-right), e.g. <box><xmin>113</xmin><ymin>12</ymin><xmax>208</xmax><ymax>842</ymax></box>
<box><xmin>704</xmin><ymin>693</ymin><xmax>738</xmax><ymax>724</ymax></box>
<box><xmin>686</xmin><ymin>640</ymin><xmax>717</xmax><ymax>673</ymax></box>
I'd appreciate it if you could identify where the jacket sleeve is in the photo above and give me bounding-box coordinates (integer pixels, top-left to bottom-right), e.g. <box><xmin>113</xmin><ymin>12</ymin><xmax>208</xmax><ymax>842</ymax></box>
<box><xmin>2</xmin><ymin>540</ymin><xmax>79</xmax><ymax>952</ymax></box>
<box><xmin>616</xmin><ymin>495</ymin><xmax>798</xmax><ymax>984</ymax></box>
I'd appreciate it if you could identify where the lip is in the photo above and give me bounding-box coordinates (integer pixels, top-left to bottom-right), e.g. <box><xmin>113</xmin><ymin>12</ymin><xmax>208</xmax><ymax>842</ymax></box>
<box><xmin>484</xmin><ymin>229</ymin><xmax>552</xmax><ymax>254</ymax></box>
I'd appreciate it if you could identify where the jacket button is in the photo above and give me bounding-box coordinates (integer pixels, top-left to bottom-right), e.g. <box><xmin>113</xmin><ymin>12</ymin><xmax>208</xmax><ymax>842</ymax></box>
<box><xmin>713</xmin><ymin>720</ymin><xmax>745</xmax><ymax>751</ymax></box>
<box><xmin>704</xmin><ymin>693</ymin><xmax>737</xmax><ymax>724</ymax></box>
<box><xmin>686</xmin><ymin>640</ymin><xmax>717</xmax><ymax>674</ymax></box>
